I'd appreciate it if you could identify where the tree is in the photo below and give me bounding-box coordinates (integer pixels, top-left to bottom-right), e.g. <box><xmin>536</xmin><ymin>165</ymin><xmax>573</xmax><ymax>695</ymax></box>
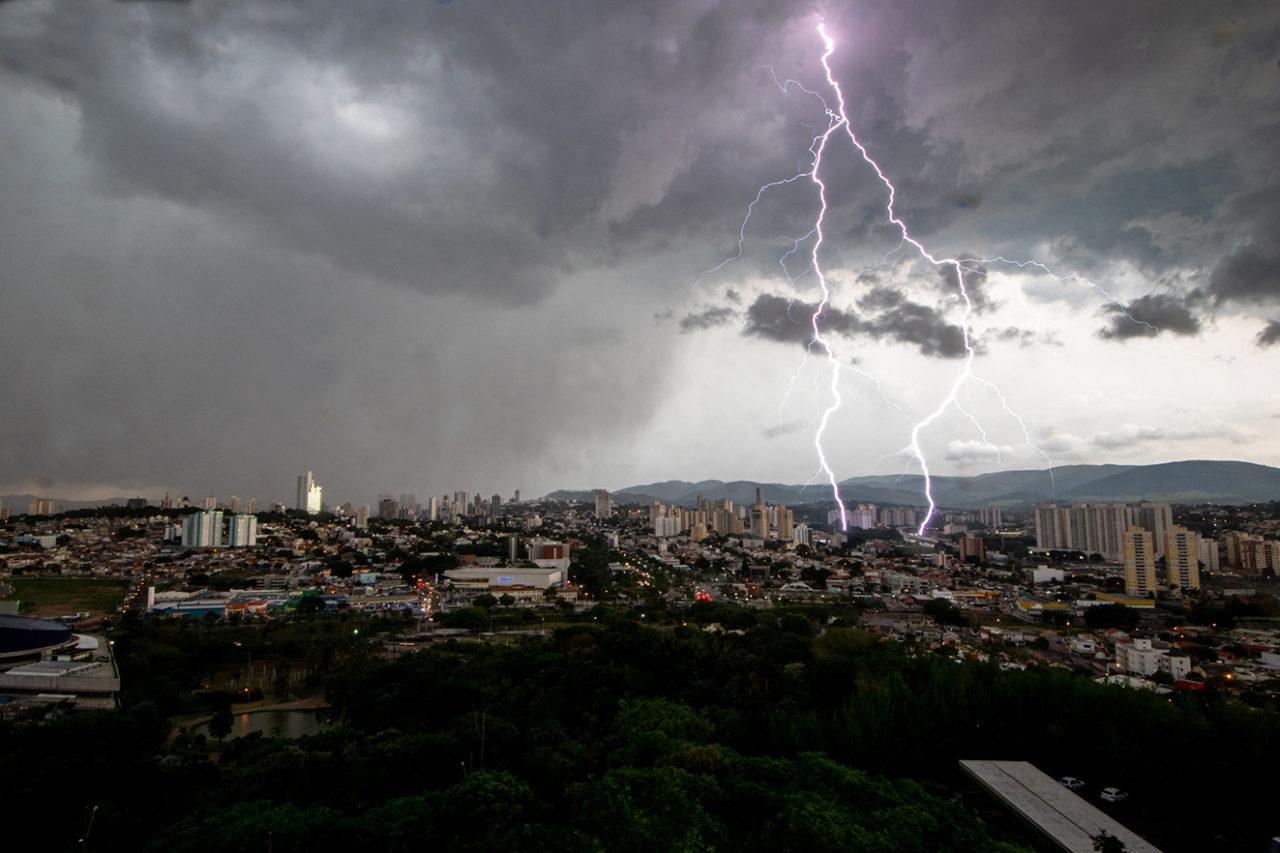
<box><xmin>208</xmin><ymin>707</ymin><xmax>233</xmax><ymax>741</ymax></box>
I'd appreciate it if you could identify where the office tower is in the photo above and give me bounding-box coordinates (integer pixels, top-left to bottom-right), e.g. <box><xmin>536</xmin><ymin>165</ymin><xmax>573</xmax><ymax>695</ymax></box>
<box><xmin>593</xmin><ymin>489</ymin><xmax>612</xmax><ymax>519</ymax></box>
<box><xmin>1122</xmin><ymin>526</ymin><xmax>1157</xmax><ymax>596</ymax></box>
<box><xmin>775</xmin><ymin>505</ymin><xmax>794</xmax><ymax>542</ymax></box>
<box><xmin>355</xmin><ymin>505</ymin><xmax>369</xmax><ymax>530</ymax></box>
<box><xmin>1134</xmin><ymin>502</ymin><xmax>1174</xmax><ymax>557</ymax></box>
<box><xmin>297</xmin><ymin>472</ymin><xmax>314</xmax><ymax>511</ymax></box>
<box><xmin>959</xmin><ymin>534</ymin><xmax>986</xmax><ymax>562</ymax></box>
<box><xmin>1198</xmin><ymin>538</ymin><xmax>1220</xmax><ymax>574</ymax></box>
<box><xmin>1165</xmin><ymin>526</ymin><xmax>1200</xmax><ymax>590</ymax></box>
<box><xmin>182</xmin><ymin>510</ymin><xmax>224</xmax><ymax>548</ymax></box>
<box><xmin>227</xmin><ymin>514</ymin><xmax>258</xmax><ymax>547</ymax></box>
<box><xmin>296</xmin><ymin>471</ymin><xmax>323</xmax><ymax>514</ymax></box>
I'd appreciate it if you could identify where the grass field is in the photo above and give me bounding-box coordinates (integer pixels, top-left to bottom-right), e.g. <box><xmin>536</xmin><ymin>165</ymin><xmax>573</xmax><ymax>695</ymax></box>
<box><xmin>4</xmin><ymin>577</ymin><xmax>130</xmax><ymax>617</ymax></box>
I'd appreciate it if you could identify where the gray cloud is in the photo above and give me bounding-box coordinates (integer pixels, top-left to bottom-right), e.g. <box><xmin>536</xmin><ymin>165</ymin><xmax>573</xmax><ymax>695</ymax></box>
<box><xmin>1</xmin><ymin>0</ymin><xmax>1277</xmax><ymax>501</ymax></box>
<box><xmin>741</xmin><ymin>289</ymin><xmax>971</xmax><ymax>359</ymax></box>
<box><xmin>743</xmin><ymin>293</ymin><xmax>864</xmax><ymax>348</ymax></box>
<box><xmin>678</xmin><ymin>306</ymin><xmax>736</xmax><ymax>332</ymax></box>
<box><xmin>856</xmin><ymin>288</ymin><xmax>970</xmax><ymax>358</ymax></box>
<box><xmin>1098</xmin><ymin>293</ymin><xmax>1202</xmax><ymax>340</ymax></box>
<box><xmin>1256</xmin><ymin>320</ymin><xmax>1280</xmax><ymax>348</ymax></box>
<box><xmin>761</xmin><ymin>420</ymin><xmax>806</xmax><ymax>439</ymax></box>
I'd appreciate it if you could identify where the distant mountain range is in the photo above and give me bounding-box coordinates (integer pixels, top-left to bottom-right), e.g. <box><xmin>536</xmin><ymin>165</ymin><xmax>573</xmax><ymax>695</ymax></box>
<box><xmin>548</xmin><ymin>460</ymin><xmax>1280</xmax><ymax>509</ymax></box>
<box><xmin>0</xmin><ymin>494</ymin><xmax>136</xmax><ymax>514</ymax></box>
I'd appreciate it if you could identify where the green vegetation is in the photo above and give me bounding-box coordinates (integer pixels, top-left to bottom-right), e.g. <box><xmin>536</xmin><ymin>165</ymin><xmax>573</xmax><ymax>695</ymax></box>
<box><xmin>2</xmin><ymin>608</ymin><xmax>1277</xmax><ymax>851</ymax></box>
<box><xmin>5</xmin><ymin>576</ymin><xmax>130</xmax><ymax>616</ymax></box>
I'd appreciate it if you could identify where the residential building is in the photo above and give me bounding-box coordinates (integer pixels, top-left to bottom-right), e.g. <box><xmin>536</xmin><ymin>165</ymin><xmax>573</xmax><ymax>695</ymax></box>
<box><xmin>1164</xmin><ymin>525</ymin><xmax>1200</xmax><ymax>590</ymax></box>
<box><xmin>1122</xmin><ymin>526</ymin><xmax>1157</xmax><ymax>596</ymax></box>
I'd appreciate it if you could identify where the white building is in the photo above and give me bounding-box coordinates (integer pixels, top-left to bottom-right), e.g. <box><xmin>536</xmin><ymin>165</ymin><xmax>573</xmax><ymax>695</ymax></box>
<box><xmin>227</xmin><ymin>514</ymin><xmax>258</xmax><ymax>547</ymax></box>
<box><xmin>182</xmin><ymin>510</ymin><xmax>224</xmax><ymax>548</ymax></box>
<box><xmin>296</xmin><ymin>471</ymin><xmax>322</xmax><ymax>514</ymax></box>
<box><xmin>1115</xmin><ymin>638</ymin><xmax>1191</xmax><ymax>680</ymax></box>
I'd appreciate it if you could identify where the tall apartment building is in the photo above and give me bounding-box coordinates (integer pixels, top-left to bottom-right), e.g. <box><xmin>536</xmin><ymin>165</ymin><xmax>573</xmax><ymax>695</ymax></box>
<box><xmin>775</xmin><ymin>505</ymin><xmax>795</xmax><ymax>542</ymax></box>
<box><xmin>1164</xmin><ymin>525</ymin><xmax>1200</xmax><ymax>590</ymax></box>
<box><xmin>1134</xmin><ymin>502</ymin><xmax>1174</xmax><ymax>557</ymax></box>
<box><xmin>1198</xmin><ymin>538</ymin><xmax>1220</xmax><ymax>573</ymax></box>
<box><xmin>227</xmin><ymin>514</ymin><xmax>258</xmax><ymax>548</ymax></box>
<box><xmin>593</xmin><ymin>489</ymin><xmax>612</xmax><ymax>519</ymax></box>
<box><xmin>182</xmin><ymin>510</ymin><xmax>224</xmax><ymax>549</ymax></box>
<box><xmin>1122</xmin><ymin>526</ymin><xmax>1158</xmax><ymax>596</ymax></box>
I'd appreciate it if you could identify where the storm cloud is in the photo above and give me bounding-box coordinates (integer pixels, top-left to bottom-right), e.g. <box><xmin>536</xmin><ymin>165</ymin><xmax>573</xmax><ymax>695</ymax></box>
<box><xmin>1</xmin><ymin>0</ymin><xmax>1278</xmax><ymax>502</ymax></box>
<box><xmin>1098</xmin><ymin>293</ymin><xmax>1202</xmax><ymax>340</ymax></box>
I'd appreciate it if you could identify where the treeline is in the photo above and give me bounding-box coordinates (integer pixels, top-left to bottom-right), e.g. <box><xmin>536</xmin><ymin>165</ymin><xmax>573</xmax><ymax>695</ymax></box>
<box><xmin>2</xmin><ymin>615</ymin><xmax>1277</xmax><ymax>850</ymax></box>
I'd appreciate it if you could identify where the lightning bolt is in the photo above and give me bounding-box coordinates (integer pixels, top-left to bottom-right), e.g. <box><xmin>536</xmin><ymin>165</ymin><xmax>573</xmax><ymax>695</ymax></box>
<box><xmin>712</xmin><ymin>24</ymin><xmax>1149</xmax><ymax>537</ymax></box>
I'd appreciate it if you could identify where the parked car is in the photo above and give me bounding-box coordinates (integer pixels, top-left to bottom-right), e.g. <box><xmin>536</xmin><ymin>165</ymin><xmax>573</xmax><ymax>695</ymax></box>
<box><xmin>1059</xmin><ymin>776</ymin><xmax>1086</xmax><ymax>792</ymax></box>
<box><xmin>1099</xmin><ymin>787</ymin><xmax>1128</xmax><ymax>803</ymax></box>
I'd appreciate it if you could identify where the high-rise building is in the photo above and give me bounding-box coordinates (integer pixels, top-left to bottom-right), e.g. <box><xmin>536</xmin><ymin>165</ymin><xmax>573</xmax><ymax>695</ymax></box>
<box><xmin>296</xmin><ymin>472</ymin><xmax>322</xmax><ymax>514</ymax></box>
<box><xmin>593</xmin><ymin>489</ymin><xmax>612</xmax><ymax>519</ymax></box>
<box><xmin>1198</xmin><ymin>538</ymin><xmax>1220</xmax><ymax>574</ymax></box>
<box><xmin>1164</xmin><ymin>525</ymin><xmax>1200</xmax><ymax>590</ymax></box>
<box><xmin>27</xmin><ymin>498</ymin><xmax>55</xmax><ymax>516</ymax></box>
<box><xmin>1134</xmin><ymin>502</ymin><xmax>1174</xmax><ymax>557</ymax></box>
<box><xmin>355</xmin><ymin>505</ymin><xmax>369</xmax><ymax>530</ymax></box>
<box><xmin>182</xmin><ymin>510</ymin><xmax>224</xmax><ymax>549</ymax></box>
<box><xmin>1034</xmin><ymin>504</ymin><xmax>1068</xmax><ymax>550</ymax></box>
<box><xmin>750</xmin><ymin>505</ymin><xmax>769</xmax><ymax>540</ymax></box>
<box><xmin>959</xmin><ymin>534</ymin><xmax>986</xmax><ymax>563</ymax></box>
<box><xmin>775</xmin><ymin>505</ymin><xmax>794</xmax><ymax>542</ymax></box>
<box><xmin>227</xmin><ymin>514</ymin><xmax>258</xmax><ymax>547</ymax></box>
<box><xmin>1122</xmin><ymin>526</ymin><xmax>1157</xmax><ymax>596</ymax></box>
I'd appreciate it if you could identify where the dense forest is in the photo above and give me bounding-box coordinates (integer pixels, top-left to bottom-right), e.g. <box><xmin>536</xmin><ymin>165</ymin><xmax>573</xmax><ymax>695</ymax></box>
<box><xmin>2</xmin><ymin>611</ymin><xmax>1277</xmax><ymax>851</ymax></box>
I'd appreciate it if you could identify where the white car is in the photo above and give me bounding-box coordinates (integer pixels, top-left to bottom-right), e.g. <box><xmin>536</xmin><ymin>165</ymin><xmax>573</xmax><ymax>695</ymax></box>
<box><xmin>1099</xmin><ymin>787</ymin><xmax>1128</xmax><ymax>803</ymax></box>
<box><xmin>1059</xmin><ymin>776</ymin><xmax>1086</xmax><ymax>792</ymax></box>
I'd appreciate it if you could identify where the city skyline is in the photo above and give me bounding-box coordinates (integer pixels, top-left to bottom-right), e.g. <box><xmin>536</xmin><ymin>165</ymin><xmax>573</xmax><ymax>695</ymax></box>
<box><xmin>3</xmin><ymin>2</ymin><xmax>1279</xmax><ymax>512</ymax></box>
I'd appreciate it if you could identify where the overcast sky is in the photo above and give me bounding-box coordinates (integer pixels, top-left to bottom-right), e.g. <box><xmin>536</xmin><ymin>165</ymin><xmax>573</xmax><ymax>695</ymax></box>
<box><xmin>2</xmin><ymin>0</ymin><xmax>1278</xmax><ymax>506</ymax></box>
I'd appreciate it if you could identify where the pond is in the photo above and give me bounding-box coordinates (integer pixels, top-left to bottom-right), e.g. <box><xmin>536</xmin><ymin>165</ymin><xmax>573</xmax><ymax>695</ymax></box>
<box><xmin>192</xmin><ymin>708</ymin><xmax>335</xmax><ymax>740</ymax></box>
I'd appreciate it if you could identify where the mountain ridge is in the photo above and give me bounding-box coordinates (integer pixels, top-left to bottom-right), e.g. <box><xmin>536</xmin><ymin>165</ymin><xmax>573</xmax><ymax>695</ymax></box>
<box><xmin>548</xmin><ymin>460</ymin><xmax>1280</xmax><ymax>509</ymax></box>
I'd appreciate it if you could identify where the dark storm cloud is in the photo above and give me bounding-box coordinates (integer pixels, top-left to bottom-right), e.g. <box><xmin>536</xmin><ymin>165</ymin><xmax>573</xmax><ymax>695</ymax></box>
<box><xmin>1203</xmin><ymin>186</ymin><xmax>1280</xmax><ymax>306</ymax></box>
<box><xmin>1098</xmin><ymin>293</ymin><xmax>1202</xmax><ymax>340</ymax></box>
<box><xmin>678</xmin><ymin>306</ymin><xmax>736</xmax><ymax>332</ymax></box>
<box><xmin>857</xmin><ymin>288</ymin><xmax>969</xmax><ymax>358</ymax></box>
<box><xmin>1256</xmin><ymin>320</ymin><xmax>1280</xmax><ymax>348</ymax></box>
<box><xmin>742</xmin><ymin>289</ymin><xmax>970</xmax><ymax>359</ymax></box>
<box><xmin>744</xmin><ymin>293</ymin><xmax>865</xmax><ymax>347</ymax></box>
<box><xmin>2</xmin><ymin>0</ymin><xmax>1279</xmax><ymax>499</ymax></box>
